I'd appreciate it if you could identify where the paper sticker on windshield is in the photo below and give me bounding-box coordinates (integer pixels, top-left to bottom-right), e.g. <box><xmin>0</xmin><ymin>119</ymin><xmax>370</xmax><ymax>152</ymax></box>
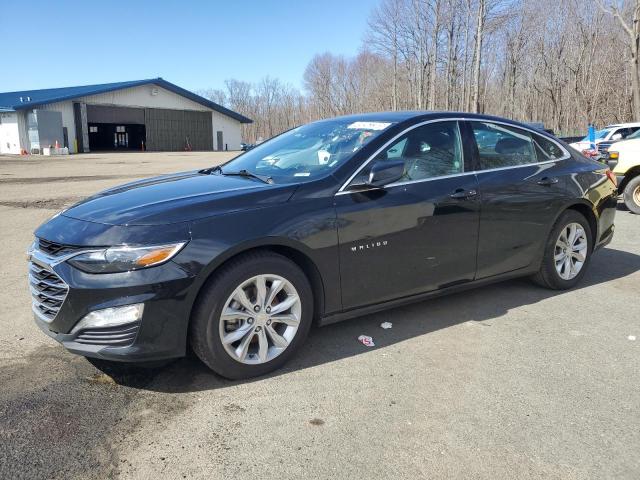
<box><xmin>294</xmin><ymin>172</ymin><xmax>311</xmax><ymax>177</ymax></box>
<box><xmin>347</xmin><ymin>121</ymin><xmax>391</xmax><ymax>131</ymax></box>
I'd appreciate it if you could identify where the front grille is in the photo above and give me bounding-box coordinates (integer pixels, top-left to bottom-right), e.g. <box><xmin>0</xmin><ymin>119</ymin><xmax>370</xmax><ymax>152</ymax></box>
<box><xmin>597</xmin><ymin>142</ymin><xmax>613</xmax><ymax>153</ymax></box>
<box><xmin>29</xmin><ymin>261</ymin><xmax>68</xmax><ymax>322</ymax></box>
<box><xmin>38</xmin><ymin>238</ymin><xmax>82</xmax><ymax>257</ymax></box>
<box><xmin>74</xmin><ymin>322</ymin><xmax>140</xmax><ymax>347</ymax></box>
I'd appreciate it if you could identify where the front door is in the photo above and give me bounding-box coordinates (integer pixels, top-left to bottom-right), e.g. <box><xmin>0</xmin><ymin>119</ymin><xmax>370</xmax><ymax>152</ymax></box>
<box><xmin>114</xmin><ymin>125</ymin><xmax>128</xmax><ymax>149</ymax></box>
<box><xmin>217</xmin><ymin>131</ymin><xmax>224</xmax><ymax>151</ymax></box>
<box><xmin>335</xmin><ymin>120</ymin><xmax>480</xmax><ymax>310</ymax></box>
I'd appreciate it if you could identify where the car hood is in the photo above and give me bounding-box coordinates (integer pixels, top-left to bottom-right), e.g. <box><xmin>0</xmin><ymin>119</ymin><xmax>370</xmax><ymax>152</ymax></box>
<box><xmin>61</xmin><ymin>170</ymin><xmax>298</xmax><ymax>226</ymax></box>
<box><xmin>569</xmin><ymin>140</ymin><xmax>600</xmax><ymax>150</ymax></box>
<box><xmin>608</xmin><ymin>138</ymin><xmax>640</xmax><ymax>152</ymax></box>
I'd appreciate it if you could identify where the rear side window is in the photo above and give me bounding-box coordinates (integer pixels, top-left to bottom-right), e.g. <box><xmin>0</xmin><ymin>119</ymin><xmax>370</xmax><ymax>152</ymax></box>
<box><xmin>532</xmin><ymin>133</ymin><xmax>565</xmax><ymax>161</ymax></box>
<box><xmin>470</xmin><ymin>122</ymin><xmax>537</xmax><ymax>169</ymax></box>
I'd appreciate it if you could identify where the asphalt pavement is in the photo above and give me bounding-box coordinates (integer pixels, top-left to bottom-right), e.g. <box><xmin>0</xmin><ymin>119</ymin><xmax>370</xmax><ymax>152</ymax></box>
<box><xmin>1</xmin><ymin>152</ymin><xmax>638</xmax><ymax>479</ymax></box>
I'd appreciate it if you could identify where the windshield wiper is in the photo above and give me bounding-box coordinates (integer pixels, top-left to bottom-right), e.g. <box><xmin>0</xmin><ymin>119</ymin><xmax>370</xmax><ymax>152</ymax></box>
<box><xmin>220</xmin><ymin>169</ymin><xmax>273</xmax><ymax>184</ymax></box>
<box><xmin>199</xmin><ymin>165</ymin><xmax>223</xmax><ymax>175</ymax></box>
<box><xmin>200</xmin><ymin>165</ymin><xmax>273</xmax><ymax>184</ymax></box>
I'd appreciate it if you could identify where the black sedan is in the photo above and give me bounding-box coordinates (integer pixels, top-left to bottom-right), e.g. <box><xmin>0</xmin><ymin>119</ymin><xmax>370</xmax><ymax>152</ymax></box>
<box><xmin>28</xmin><ymin>112</ymin><xmax>618</xmax><ymax>379</ymax></box>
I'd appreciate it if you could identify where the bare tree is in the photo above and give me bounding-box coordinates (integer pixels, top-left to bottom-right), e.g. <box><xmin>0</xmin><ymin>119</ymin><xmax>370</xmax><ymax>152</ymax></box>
<box><xmin>470</xmin><ymin>0</ymin><xmax>486</xmax><ymax>112</ymax></box>
<box><xmin>204</xmin><ymin>0</ymin><xmax>634</xmax><ymax>143</ymax></box>
<box><xmin>596</xmin><ymin>0</ymin><xmax>640</xmax><ymax>118</ymax></box>
<box><xmin>367</xmin><ymin>0</ymin><xmax>405</xmax><ymax>110</ymax></box>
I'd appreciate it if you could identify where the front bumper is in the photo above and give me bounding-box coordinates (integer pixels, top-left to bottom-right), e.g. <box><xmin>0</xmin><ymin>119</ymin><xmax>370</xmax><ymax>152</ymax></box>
<box><xmin>29</xmin><ymin>248</ymin><xmax>197</xmax><ymax>362</ymax></box>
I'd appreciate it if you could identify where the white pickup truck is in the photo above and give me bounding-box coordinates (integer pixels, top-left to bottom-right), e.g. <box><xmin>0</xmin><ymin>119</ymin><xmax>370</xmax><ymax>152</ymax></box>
<box><xmin>604</xmin><ymin>129</ymin><xmax>640</xmax><ymax>214</ymax></box>
<box><xmin>569</xmin><ymin>123</ymin><xmax>640</xmax><ymax>155</ymax></box>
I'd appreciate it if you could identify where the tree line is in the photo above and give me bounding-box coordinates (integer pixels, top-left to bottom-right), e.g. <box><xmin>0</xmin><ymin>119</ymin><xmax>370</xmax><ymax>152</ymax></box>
<box><xmin>202</xmin><ymin>0</ymin><xmax>640</xmax><ymax>142</ymax></box>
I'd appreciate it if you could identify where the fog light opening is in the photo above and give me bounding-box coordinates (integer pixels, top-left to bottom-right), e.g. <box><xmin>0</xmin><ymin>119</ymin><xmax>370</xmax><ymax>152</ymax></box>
<box><xmin>70</xmin><ymin>303</ymin><xmax>144</xmax><ymax>334</ymax></box>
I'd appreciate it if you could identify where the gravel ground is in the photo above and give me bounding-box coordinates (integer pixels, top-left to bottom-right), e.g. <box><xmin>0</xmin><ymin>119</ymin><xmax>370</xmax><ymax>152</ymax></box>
<box><xmin>0</xmin><ymin>152</ymin><xmax>638</xmax><ymax>479</ymax></box>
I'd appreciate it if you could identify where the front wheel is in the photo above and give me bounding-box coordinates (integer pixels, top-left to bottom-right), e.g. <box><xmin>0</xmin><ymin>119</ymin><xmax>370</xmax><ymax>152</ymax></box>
<box><xmin>190</xmin><ymin>251</ymin><xmax>313</xmax><ymax>379</ymax></box>
<box><xmin>623</xmin><ymin>176</ymin><xmax>640</xmax><ymax>214</ymax></box>
<box><xmin>532</xmin><ymin>210</ymin><xmax>592</xmax><ymax>290</ymax></box>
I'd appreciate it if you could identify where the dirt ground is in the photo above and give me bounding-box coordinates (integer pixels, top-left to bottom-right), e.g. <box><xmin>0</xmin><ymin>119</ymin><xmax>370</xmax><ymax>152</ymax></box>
<box><xmin>0</xmin><ymin>152</ymin><xmax>639</xmax><ymax>479</ymax></box>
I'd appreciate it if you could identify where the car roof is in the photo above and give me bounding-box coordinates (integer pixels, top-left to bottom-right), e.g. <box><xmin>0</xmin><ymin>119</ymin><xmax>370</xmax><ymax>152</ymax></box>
<box><xmin>318</xmin><ymin>111</ymin><xmax>540</xmax><ymax>129</ymax></box>
<box><xmin>605</xmin><ymin>122</ymin><xmax>640</xmax><ymax>128</ymax></box>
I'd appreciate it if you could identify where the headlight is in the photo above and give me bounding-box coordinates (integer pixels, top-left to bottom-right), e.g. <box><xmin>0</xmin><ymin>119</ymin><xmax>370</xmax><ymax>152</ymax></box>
<box><xmin>68</xmin><ymin>242</ymin><xmax>187</xmax><ymax>273</ymax></box>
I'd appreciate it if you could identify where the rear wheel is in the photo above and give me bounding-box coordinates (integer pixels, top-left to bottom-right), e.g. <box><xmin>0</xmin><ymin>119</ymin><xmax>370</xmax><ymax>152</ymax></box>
<box><xmin>623</xmin><ymin>176</ymin><xmax>640</xmax><ymax>214</ymax></box>
<box><xmin>190</xmin><ymin>251</ymin><xmax>313</xmax><ymax>379</ymax></box>
<box><xmin>532</xmin><ymin>210</ymin><xmax>592</xmax><ymax>290</ymax></box>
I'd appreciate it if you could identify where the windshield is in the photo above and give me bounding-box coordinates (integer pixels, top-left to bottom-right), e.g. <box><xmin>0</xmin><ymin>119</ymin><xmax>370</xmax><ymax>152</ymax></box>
<box><xmin>217</xmin><ymin>119</ymin><xmax>395</xmax><ymax>184</ymax></box>
<box><xmin>580</xmin><ymin>128</ymin><xmax>612</xmax><ymax>142</ymax></box>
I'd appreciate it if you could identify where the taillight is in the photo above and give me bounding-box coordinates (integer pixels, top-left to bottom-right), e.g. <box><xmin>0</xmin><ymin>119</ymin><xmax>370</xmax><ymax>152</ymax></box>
<box><xmin>605</xmin><ymin>169</ymin><xmax>617</xmax><ymax>187</ymax></box>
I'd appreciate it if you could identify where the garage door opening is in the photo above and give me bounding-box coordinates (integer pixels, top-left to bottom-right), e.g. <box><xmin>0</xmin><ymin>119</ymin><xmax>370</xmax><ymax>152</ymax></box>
<box><xmin>86</xmin><ymin>105</ymin><xmax>146</xmax><ymax>152</ymax></box>
<box><xmin>88</xmin><ymin>123</ymin><xmax>146</xmax><ymax>151</ymax></box>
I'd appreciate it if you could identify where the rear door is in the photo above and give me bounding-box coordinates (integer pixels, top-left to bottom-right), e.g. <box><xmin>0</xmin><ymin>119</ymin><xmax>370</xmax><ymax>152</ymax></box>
<box><xmin>466</xmin><ymin>120</ymin><xmax>571</xmax><ymax>278</ymax></box>
<box><xmin>335</xmin><ymin>120</ymin><xmax>480</xmax><ymax>309</ymax></box>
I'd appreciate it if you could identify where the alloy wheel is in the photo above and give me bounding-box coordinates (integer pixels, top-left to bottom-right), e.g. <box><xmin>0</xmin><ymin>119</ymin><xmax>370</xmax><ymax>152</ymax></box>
<box><xmin>218</xmin><ymin>274</ymin><xmax>301</xmax><ymax>364</ymax></box>
<box><xmin>554</xmin><ymin>222</ymin><xmax>588</xmax><ymax>280</ymax></box>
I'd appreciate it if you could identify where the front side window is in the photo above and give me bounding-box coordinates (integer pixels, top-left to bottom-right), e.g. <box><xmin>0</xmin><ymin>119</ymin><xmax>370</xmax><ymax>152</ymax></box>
<box><xmin>612</xmin><ymin>127</ymin><xmax>637</xmax><ymax>140</ymax></box>
<box><xmin>364</xmin><ymin>121</ymin><xmax>463</xmax><ymax>182</ymax></box>
<box><xmin>471</xmin><ymin>122</ymin><xmax>537</xmax><ymax>169</ymax></box>
<box><xmin>626</xmin><ymin>128</ymin><xmax>640</xmax><ymax>140</ymax></box>
<box><xmin>220</xmin><ymin>119</ymin><xmax>394</xmax><ymax>184</ymax></box>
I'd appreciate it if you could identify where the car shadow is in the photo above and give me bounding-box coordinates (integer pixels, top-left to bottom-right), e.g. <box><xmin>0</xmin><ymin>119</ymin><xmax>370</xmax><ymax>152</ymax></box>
<box><xmin>93</xmin><ymin>247</ymin><xmax>640</xmax><ymax>393</ymax></box>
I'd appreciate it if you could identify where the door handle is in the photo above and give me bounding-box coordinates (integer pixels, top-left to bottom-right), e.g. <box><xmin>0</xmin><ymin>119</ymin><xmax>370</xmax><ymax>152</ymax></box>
<box><xmin>537</xmin><ymin>177</ymin><xmax>559</xmax><ymax>186</ymax></box>
<box><xmin>449</xmin><ymin>188</ymin><xmax>477</xmax><ymax>199</ymax></box>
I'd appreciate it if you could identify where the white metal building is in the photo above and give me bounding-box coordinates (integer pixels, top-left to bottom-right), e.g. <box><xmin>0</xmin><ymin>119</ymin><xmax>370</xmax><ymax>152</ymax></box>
<box><xmin>0</xmin><ymin>78</ymin><xmax>252</xmax><ymax>154</ymax></box>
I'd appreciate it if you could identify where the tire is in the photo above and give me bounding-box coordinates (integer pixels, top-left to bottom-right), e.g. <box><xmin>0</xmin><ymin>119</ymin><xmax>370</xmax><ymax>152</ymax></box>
<box><xmin>623</xmin><ymin>175</ymin><xmax>640</xmax><ymax>214</ymax></box>
<box><xmin>189</xmin><ymin>251</ymin><xmax>313</xmax><ymax>379</ymax></box>
<box><xmin>531</xmin><ymin>210</ymin><xmax>592</xmax><ymax>290</ymax></box>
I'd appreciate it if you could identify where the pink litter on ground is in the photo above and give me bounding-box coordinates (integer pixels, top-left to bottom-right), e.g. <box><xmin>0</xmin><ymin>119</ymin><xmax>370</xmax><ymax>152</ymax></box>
<box><xmin>358</xmin><ymin>335</ymin><xmax>375</xmax><ymax>347</ymax></box>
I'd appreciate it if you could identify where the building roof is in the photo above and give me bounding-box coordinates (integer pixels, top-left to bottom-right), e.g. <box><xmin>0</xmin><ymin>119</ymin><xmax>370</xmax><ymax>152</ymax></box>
<box><xmin>0</xmin><ymin>78</ymin><xmax>252</xmax><ymax>123</ymax></box>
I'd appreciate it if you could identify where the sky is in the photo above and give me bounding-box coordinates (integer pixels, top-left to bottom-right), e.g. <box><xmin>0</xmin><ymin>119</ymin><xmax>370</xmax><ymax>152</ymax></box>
<box><xmin>0</xmin><ymin>0</ymin><xmax>379</xmax><ymax>94</ymax></box>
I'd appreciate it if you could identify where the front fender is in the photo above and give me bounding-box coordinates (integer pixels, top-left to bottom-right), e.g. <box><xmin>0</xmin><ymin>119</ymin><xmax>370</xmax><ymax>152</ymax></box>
<box><xmin>173</xmin><ymin>199</ymin><xmax>341</xmax><ymax>322</ymax></box>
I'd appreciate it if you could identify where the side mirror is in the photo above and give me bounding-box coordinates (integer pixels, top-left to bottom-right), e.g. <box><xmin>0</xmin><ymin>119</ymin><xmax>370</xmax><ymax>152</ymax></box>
<box><xmin>367</xmin><ymin>160</ymin><xmax>405</xmax><ymax>187</ymax></box>
<box><xmin>612</xmin><ymin>133</ymin><xmax>622</xmax><ymax>140</ymax></box>
<box><xmin>346</xmin><ymin>160</ymin><xmax>405</xmax><ymax>191</ymax></box>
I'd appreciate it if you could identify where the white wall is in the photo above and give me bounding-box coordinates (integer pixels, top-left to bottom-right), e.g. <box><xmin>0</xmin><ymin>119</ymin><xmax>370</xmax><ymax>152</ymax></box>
<box><xmin>212</xmin><ymin>110</ymin><xmax>242</xmax><ymax>151</ymax></box>
<box><xmin>80</xmin><ymin>84</ymin><xmax>210</xmax><ymax>111</ymax></box>
<box><xmin>0</xmin><ymin>112</ymin><xmax>21</xmax><ymax>154</ymax></box>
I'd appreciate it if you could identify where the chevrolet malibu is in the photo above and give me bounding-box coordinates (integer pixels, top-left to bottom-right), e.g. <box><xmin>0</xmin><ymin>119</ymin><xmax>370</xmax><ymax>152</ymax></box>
<box><xmin>28</xmin><ymin>112</ymin><xmax>618</xmax><ymax>379</ymax></box>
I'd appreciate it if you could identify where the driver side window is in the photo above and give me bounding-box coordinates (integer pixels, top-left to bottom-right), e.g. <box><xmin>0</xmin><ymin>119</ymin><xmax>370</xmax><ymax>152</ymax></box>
<box><xmin>371</xmin><ymin>121</ymin><xmax>463</xmax><ymax>181</ymax></box>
